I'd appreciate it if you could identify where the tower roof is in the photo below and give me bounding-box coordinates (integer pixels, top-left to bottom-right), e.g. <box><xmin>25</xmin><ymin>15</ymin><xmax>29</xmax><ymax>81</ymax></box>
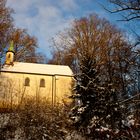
<box><xmin>8</xmin><ymin>40</ymin><xmax>14</xmax><ymax>53</ymax></box>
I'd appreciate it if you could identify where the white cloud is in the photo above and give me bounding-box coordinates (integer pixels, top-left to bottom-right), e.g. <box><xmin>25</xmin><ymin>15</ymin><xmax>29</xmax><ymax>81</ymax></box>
<box><xmin>59</xmin><ymin>0</ymin><xmax>78</xmax><ymax>10</ymax></box>
<box><xmin>6</xmin><ymin>0</ymin><xmax>134</xmax><ymax>58</ymax></box>
<box><xmin>6</xmin><ymin>0</ymin><xmax>77</xmax><ymax>56</ymax></box>
<box><xmin>7</xmin><ymin>0</ymin><xmax>31</xmax><ymax>13</ymax></box>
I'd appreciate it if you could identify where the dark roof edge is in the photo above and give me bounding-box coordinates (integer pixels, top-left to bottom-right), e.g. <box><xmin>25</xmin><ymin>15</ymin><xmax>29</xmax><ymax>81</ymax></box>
<box><xmin>6</xmin><ymin>50</ymin><xmax>15</xmax><ymax>54</ymax></box>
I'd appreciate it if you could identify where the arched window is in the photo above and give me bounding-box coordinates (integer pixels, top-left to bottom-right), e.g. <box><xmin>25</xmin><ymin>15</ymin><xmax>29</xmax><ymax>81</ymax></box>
<box><xmin>24</xmin><ymin>77</ymin><xmax>30</xmax><ymax>86</ymax></box>
<box><xmin>40</xmin><ymin>79</ymin><xmax>45</xmax><ymax>87</ymax></box>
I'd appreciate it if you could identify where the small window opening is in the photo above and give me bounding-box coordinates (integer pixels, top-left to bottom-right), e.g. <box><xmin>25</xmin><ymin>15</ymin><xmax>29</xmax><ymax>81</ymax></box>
<box><xmin>40</xmin><ymin>79</ymin><xmax>45</xmax><ymax>87</ymax></box>
<box><xmin>24</xmin><ymin>77</ymin><xmax>30</xmax><ymax>86</ymax></box>
<box><xmin>8</xmin><ymin>54</ymin><xmax>11</xmax><ymax>58</ymax></box>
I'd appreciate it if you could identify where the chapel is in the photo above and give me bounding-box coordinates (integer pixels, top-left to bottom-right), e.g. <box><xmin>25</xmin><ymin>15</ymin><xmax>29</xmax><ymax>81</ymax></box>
<box><xmin>0</xmin><ymin>41</ymin><xmax>73</xmax><ymax>108</ymax></box>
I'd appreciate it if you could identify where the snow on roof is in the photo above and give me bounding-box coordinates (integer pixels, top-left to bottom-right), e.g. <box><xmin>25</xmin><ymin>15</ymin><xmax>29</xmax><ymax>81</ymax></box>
<box><xmin>1</xmin><ymin>62</ymin><xmax>73</xmax><ymax>76</ymax></box>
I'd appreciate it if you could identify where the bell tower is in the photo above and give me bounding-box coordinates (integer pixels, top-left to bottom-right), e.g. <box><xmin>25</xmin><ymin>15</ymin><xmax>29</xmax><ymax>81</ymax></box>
<box><xmin>5</xmin><ymin>40</ymin><xmax>15</xmax><ymax>65</ymax></box>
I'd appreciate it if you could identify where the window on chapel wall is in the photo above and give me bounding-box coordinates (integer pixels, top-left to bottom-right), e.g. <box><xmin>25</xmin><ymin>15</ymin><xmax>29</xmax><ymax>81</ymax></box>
<box><xmin>24</xmin><ymin>77</ymin><xmax>30</xmax><ymax>86</ymax></box>
<box><xmin>40</xmin><ymin>79</ymin><xmax>45</xmax><ymax>87</ymax></box>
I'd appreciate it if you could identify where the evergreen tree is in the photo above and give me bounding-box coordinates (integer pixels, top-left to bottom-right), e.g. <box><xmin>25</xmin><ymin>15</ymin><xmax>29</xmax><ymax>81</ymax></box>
<box><xmin>70</xmin><ymin>56</ymin><xmax>131</xmax><ymax>139</ymax></box>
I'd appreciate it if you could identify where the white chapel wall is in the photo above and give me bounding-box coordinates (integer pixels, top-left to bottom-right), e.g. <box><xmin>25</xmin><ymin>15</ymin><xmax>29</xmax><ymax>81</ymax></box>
<box><xmin>0</xmin><ymin>72</ymin><xmax>72</xmax><ymax>107</ymax></box>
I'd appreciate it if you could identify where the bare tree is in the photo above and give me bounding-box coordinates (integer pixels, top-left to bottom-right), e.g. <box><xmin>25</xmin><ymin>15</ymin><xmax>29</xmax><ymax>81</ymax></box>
<box><xmin>11</xmin><ymin>29</ymin><xmax>46</xmax><ymax>63</ymax></box>
<box><xmin>105</xmin><ymin>0</ymin><xmax>140</xmax><ymax>47</ymax></box>
<box><xmin>0</xmin><ymin>0</ymin><xmax>46</xmax><ymax>64</ymax></box>
<box><xmin>106</xmin><ymin>0</ymin><xmax>140</xmax><ymax>21</ymax></box>
<box><xmin>0</xmin><ymin>0</ymin><xmax>13</xmax><ymax>67</ymax></box>
<box><xmin>103</xmin><ymin>1</ymin><xmax>140</xmax><ymax>134</ymax></box>
<box><xmin>49</xmin><ymin>14</ymin><xmax>134</xmax><ymax>98</ymax></box>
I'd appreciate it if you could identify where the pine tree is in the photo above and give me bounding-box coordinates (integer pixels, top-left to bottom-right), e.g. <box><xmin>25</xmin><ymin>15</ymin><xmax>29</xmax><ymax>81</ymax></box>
<box><xmin>70</xmin><ymin>56</ymin><xmax>131</xmax><ymax>139</ymax></box>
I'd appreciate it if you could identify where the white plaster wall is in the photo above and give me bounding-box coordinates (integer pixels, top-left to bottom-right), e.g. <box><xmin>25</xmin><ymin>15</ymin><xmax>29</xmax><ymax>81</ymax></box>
<box><xmin>0</xmin><ymin>72</ymin><xmax>72</xmax><ymax>107</ymax></box>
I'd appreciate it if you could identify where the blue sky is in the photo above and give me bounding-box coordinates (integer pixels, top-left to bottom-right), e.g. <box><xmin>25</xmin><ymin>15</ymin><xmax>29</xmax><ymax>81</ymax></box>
<box><xmin>6</xmin><ymin>0</ymin><xmax>137</xmax><ymax>58</ymax></box>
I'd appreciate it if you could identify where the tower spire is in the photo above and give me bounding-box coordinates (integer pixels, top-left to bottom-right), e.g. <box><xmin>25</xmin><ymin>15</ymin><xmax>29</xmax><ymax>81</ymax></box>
<box><xmin>5</xmin><ymin>40</ymin><xmax>15</xmax><ymax>65</ymax></box>
<box><xmin>8</xmin><ymin>40</ymin><xmax>14</xmax><ymax>52</ymax></box>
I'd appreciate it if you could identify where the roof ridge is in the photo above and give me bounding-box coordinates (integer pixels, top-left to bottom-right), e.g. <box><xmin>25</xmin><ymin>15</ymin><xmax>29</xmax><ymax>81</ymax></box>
<box><xmin>14</xmin><ymin>62</ymin><xmax>69</xmax><ymax>67</ymax></box>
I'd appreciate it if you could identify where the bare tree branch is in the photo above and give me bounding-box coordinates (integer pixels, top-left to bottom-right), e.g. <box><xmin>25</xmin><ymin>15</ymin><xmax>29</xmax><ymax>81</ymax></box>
<box><xmin>105</xmin><ymin>0</ymin><xmax>140</xmax><ymax>21</ymax></box>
